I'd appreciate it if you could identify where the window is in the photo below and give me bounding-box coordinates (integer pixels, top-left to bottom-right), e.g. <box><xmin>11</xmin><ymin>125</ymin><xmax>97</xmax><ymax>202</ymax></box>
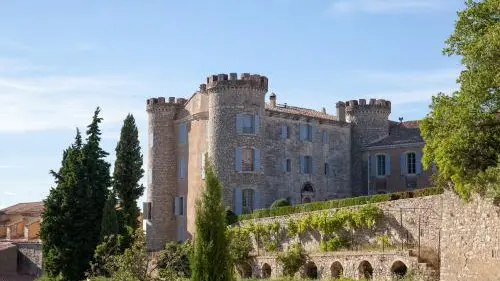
<box><xmin>377</xmin><ymin>155</ymin><xmax>386</xmax><ymax>176</ymax></box>
<box><xmin>407</xmin><ymin>152</ymin><xmax>416</xmax><ymax>174</ymax></box>
<box><xmin>324</xmin><ymin>163</ymin><xmax>329</xmax><ymax>176</ymax></box>
<box><xmin>242</xmin><ymin>148</ymin><xmax>254</xmax><ymax>171</ymax></box>
<box><xmin>286</xmin><ymin>159</ymin><xmax>291</xmax><ymax>172</ymax></box>
<box><xmin>323</xmin><ymin>131</ymin><xmax>329</xmax><ymax>144</ymax></box>
<box><xmin>237</xmin><ymin>114</ymin><xmax>259</xmax><ymax>134</ymax></box>
<box><xmin>179</xmin><ymin>123</ymin><xmax>187</xmax><ymax>144</ymax></box>
<box><xmin>300</xmin><ymin>156</ymin><xmax>313</xmax><ymax>174</ymax></box>
<box><xmin>242</xmin><ymin>189</ymin><xmax>254</xmax><ymax>214</ymax></box>
<box><xmin>235</xmin><ymin>147</ymin><xmax>261</xmax><ymax>172</ymax></box>
<box><xmin>143</xmin><ymin>202</ymin><xmax>152</xmax><ymax>220</ymax></box>
<box><xmin>299</xmin><ymin>124</ymin><xmax>313</xmax><ymax>141</ymax></box>
<box><xmin>175</xmin><ymin>196</ymin><xmax>185</xmax><ymax>216</ymax></box>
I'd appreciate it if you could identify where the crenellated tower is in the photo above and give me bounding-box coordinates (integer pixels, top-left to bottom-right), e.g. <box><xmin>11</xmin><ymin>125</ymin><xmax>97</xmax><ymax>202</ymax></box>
<box><xmin>341</xmin><ymin>98</ymin><xmax>391</xmax><ymax>195</ymax></box>
<box><xmin>145</xmin><ymin>97</ymin><xmax>185</xmax><ymax>251</ymax></box>
<box><xmin>206</xmin><ymin>73</ymin><xmax>268</xmax><ymax>208</ymax></box>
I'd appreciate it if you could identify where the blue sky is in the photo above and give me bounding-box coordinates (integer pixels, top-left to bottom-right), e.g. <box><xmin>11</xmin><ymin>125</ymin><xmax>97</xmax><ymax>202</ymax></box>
<box><xmin>0</xmin><ymin>0</ymin><xmax>464</xmax><ymax>209</ymax></box>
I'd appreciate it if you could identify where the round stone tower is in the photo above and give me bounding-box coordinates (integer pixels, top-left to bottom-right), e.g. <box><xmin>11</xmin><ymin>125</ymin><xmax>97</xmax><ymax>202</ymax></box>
<box><xmin>206</xmin><ymin>73</ymin><xmax>268</xmax><ymax>207</ymax></box>
<box><xmin>344</xmin><ymin>98</ymin><xmax>391</xmax><ymax>196</ymax></box>
<box><xmin>145</xmin><ymin>97</ymin><xmax>182</xmax><ymax>251</ymax></box>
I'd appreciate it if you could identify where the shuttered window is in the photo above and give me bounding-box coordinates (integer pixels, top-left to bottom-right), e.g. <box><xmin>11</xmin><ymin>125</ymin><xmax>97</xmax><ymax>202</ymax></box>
<box><xmin>179</xmin><ymin>123</ymin><xmax>187</xmax><ymax>144</ymax></box>
<box><xmin>236</xmin><ymin>147</ymin><xmax>261</xmax><ymax>172</ymax></box>
<box><xmin>236</xmin><ymin>114</ymin><xmax>260</xmax><ymax>134</ymax></box>
<box><xmin>407</xmin><ymin>152</ymin><xmax>416</xmax><ymax>174</ymax></box>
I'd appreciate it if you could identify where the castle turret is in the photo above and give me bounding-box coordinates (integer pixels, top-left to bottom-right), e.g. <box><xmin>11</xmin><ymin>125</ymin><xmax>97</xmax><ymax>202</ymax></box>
<box><xmin>344</xmin><ymin>98</ymin><xmax>391</xmax><ymax>195</ymax></box>
<box><xmin>145</xmin><ymin>97</ymin><xmax>185</xmax><ymax>251</ymax></box>
<box><xmin>206</xmin><ymin>73</ymin><xmax>268</xmax><ymax>212</ymax></box>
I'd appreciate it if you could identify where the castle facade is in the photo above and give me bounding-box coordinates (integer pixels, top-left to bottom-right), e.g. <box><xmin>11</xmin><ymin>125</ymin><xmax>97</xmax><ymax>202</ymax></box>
<box><xmin>143</xmin><ymin>73</ymin><xmax>432</xmax><ymax>251</ymax></box>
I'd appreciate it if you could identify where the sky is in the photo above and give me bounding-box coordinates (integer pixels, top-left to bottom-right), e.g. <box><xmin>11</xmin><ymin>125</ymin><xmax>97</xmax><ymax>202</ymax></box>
<box><xmin>0</xmin><ymin>0</ymin><xmax>465</xmax><ymax>209</ymax></box>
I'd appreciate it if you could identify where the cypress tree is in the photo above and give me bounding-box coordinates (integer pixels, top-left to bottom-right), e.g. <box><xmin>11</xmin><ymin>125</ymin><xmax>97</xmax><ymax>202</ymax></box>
<box><xmin>191</xmin><ymin>157</ymin><xmax>233</xmax><ymax>281</ymax></box>
<box><xmin>113</xmin><ymin>114</ymin><xmax>145</xmax><ymax>232</ymax></box>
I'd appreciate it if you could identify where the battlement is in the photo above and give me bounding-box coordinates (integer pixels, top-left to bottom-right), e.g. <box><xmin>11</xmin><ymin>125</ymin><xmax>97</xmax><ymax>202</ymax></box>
<box><xmin>344</xmin><ymin>98</ymin><xmax>391</xmax><ymax>111</ymax></box>
<box><xmin>205</xmin><ymin>73</ymin><xmax>268</xmax><ymax>91</ymax></box>
<box><xmin>146</xmin><ymin>97</ymin><xmax>187</xmax><ymax>107</ymax></box>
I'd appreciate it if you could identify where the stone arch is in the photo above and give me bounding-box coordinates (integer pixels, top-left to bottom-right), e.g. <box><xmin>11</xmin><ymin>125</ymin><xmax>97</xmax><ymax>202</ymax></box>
<box><xmin>304</xmin><ymin>261</ymin><xmax>318</xmax><ymax>279</ymax></box>
<box><xmin>391</xmin><ymin>260</ymin><xmax>407</xmax><ymax>278</ymax></box>
<box><xmin>302</xmin><ymin>182</ymin><xmax>314</xmax><ymax>192</ymax></box>
<box><xmin>358</xmin><ymin>260</ymin><xmax>373</xmax><ymax>279</ymax></box>
<box><xmin>236</xmin><ymin>262</ymin><xmax>252</xmax><ymax>279</ymax></box>
<box><xmin>301</xmin><ymin>182</ymin><xmax>314</xmax><ymax>203</ymax></box>
<box><xmin>303</xmin><ymin>197</ymin><xmax>312</xmax><ymax>203</ymax></box>
<box><xmin>330</xmin><ymin>261</ymin><xmax>343</xmax><ymax>279</ymax></box>
<box><xmin>261</xmin><ymin>263</ymin><xmax>271</xmax><ymax>279</ymax></box>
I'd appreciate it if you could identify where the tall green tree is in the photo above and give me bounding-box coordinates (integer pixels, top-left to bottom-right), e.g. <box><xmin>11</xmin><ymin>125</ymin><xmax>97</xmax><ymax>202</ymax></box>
<box><xmin>420</xmin><ymin>0</ymin><xmax>500</xmax><ymax>199</ymax></box>
<box><xmin>191</xmin><ymin>157</ymin><xmax>233</xmax><ymax>281</ymax></box>
<box><xmin>113</xmin><ymin>114</ymin><xmax>145</xmax><ymax>231</ymax></box>
<box><xmin>100</xmin><ymin>192</ymin><xmax>119</xmax><ymax>241</ymax></box>
<box><xmin>40</xmin><ymin>108</ymin><xmax>111</xmax><ymax>281</ymax></box>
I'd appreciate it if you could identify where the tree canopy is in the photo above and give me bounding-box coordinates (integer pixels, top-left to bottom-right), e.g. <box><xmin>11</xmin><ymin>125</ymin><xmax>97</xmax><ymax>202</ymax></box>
<box><xmin>420</xmin><ymin>0</ymin><xmax>500</xmax><ymax>199</ymax></box>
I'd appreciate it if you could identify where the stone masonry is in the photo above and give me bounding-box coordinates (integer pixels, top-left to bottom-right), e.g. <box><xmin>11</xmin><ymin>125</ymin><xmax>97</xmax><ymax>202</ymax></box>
<box><xmin>144</xmin><ymin>72</ymin><xmax>433</xmax><ymax>251</ymax></box>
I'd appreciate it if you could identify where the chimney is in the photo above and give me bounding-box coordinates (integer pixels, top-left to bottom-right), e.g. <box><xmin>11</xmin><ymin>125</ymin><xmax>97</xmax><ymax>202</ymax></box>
<box><xmin>336</xmin><ymin>101</ymin><xmax>346</xmax><ymax>122</ymax></box>
<box><xmin>322</xmin><ymin>107</ymin><xmax>326</xmax><ymax>114</ymax></box>
<box><xmin>269</xmin><ymin>92</ymin><xmax>277</xmax><ymax>108</ymax></box>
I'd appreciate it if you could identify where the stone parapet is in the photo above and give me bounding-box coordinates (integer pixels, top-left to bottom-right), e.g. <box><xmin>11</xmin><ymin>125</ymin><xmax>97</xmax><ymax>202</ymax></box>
<box><xmin>206</xmin><ymin>73</ymin><xmax>268</xmax><ymax>91</ymax></box>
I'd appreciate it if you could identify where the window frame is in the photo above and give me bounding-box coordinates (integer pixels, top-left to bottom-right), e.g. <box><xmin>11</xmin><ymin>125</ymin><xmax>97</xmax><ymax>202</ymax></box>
<box><xmin>286</xmin><ymin>159</ymin><xmax>292</xmax><ymax>173</ymax></box>
<box><xmin>241</xmin><ymin>114</ymin><xmax>255</xmax><ymax>134</ymax></box>
<box><xmin>241</xmin><ymin>147</ymin><xmax>255</xmax><ymax>172</ymax></box>
<box><xmin>324</xmin><ymin>162</ymin><xmax>329</xmax><ymax>176</ymax></box>
<box><xmin>304</xmin><ymin>156</ymin><xmax>312</xmax><ymax>174</ymax></box>
<box><xmin>242</xmin><ymin>189</ymin><xmax>254</xmax><ymax>214</ymax></box>
<box><xmin>407</xmin><ymin>152</ymin><xmax>416</xmax><ymax>175</ymax></box>
<box><xmin>376</xmin><ymin>154</ymin><xmax>386</xmax><ymax>177</ymax></box>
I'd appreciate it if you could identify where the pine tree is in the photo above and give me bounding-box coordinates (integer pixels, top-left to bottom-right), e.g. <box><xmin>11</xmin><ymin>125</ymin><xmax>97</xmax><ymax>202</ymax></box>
<box><xmin>40</xmin><ymin>108</ymin><xmax>111</xmax><ymax>281</ymax></box>
<box><xmin>191</xmin><ymin>157</ymin><xmax>233</xmax><ymax>281</ymax></box>
<box><xmin>113</xmin><ymin>114</ymin><xmax>145</xmax><ymax>232</ymax></box>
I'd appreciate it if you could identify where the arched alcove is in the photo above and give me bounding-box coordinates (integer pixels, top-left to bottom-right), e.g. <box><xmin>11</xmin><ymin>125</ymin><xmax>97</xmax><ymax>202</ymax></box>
<box><xmin>391</xmin><ymin>260</ymin><xmax>408</xmax><ymax>278</ymax></box>
<box><xmin>330</xmin><ymin>261</ymin><xmax>343</xmax><ymax>279</ymax></box>
<box><xmin>261</xmin><ymin>263</ymin><xmax>271</xmax><ymax>279</ymax></box>
<box><xmin>236</xmin><ymin>262</ymin><xmax>252</xmax><ymax>279</ymax></box>
<box><xmin>304</xmin><ymin>261</ymin><xmax>318</xmax><ymax>279</ymax></box>
<box><xmin>358</xmin><ymin>260</ymin><xmax>373</xmax><ymax>279</ymax></box>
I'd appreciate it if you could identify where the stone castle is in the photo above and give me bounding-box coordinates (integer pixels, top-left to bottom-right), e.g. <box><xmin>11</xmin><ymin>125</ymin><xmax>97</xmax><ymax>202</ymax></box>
<box><xmin>143</xmin><ymin>73</ymin><xmax>433</xmax><ymax>251</ymax></box>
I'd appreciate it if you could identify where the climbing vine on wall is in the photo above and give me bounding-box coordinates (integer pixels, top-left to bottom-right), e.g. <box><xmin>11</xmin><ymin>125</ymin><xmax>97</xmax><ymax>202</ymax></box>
<box><xmin>237</xmin><ymin>204</ymin><xmax>382</xmax><ymax>253</ymax></box>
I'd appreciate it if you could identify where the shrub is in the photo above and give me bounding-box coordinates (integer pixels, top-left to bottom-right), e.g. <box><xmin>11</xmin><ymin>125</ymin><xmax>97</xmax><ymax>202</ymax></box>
<box><xmin>276</xmin><ymin>243</ymin><xmax>308</xmax><ymax>277</ymax></box>
<box><xmin>157</xmin><ymin>240</ymin><xmax>192</xmax><ymax>280</ymax></box>
<box><xmin>239</xmin><ymin>187</ymin><xmax>443</xmax><ymax>221</ymax></box>
<box><xmin>319</xmin><ymin>236</ymin><xmax>349</xmax><ymax>251</ymax></box>
<box><xmin>270</xmin><ymin>198</ymin><xmax>291</xmax><ymax>208</ymax></box>
<box><xmin>225</xmin><ymin>208</ymin><xmax>238</xmax><ymax>225</ymax></box>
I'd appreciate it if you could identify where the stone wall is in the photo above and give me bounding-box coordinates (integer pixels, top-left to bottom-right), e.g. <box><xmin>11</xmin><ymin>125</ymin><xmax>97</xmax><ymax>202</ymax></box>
<box><xmin>16</xmin><ymin>242</ymin><xmax>43</xmax><ymax>277</ymax></box>
<box><xmin>439</xmin><ymin>193</ymin><xmax>500</xmax><ymax>281</ymax></box>
<box><xmin>0</xmin><ymin>242</ymin><xmax>18</xmax><ymax>275</ymax></box>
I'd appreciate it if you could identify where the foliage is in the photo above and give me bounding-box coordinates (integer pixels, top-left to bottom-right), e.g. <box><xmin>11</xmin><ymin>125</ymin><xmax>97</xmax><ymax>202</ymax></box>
<box><xmin>420</xmin><ymin>0</ymin><xmax>500</xmax><ymax>199</ymax></box>
<box><xmin>376</xmin><ymin>234</ymin><xmax>391</xmax><ymax>248</ymax></box>
<box><xmin>319</xmin><ymin>235</ymin><xmax>349</xmax><ymax>252</ymax></box>
<box><xmin>270</xmin><ymin>198</ymin><xmax>291</xmax><ymax>208</ymax></box>
<box><xmin>225</xmin><ymin>208</ymin><xmax>238</xmax><ymax>225</ymax></box>
<box><xmin>243</xmin><ymin>221</ymin><xmax>282</xmax><ymax>252</ymax></box>
<box><xmin>157</xmin><ymin>241</ymin><xmax>192</xmax><ymax>281</ymax></box>
<box><xmin>276</xmin><ymin>243</ymin><xmax>308</xmax><ymax>278</ymax></box>
<box><xmin>191</xmin><ymin>158</ymin><xmax>233</xmax><ymax>281</ymax></box>
<box><xmin>238</xmin><ymin>187</ymin><xmax>443</xmax><ymax>220</ymax></box>
<box><xmin>113</xmin><ymin>114</ymin><xmax>145</xmax><ymax>235</ymax></box>
<box><xmin>227</xmin><ymin>227</ymin><xmax>253</xmax><ymax>263</ymax></box>
<box><xmin>41</xmin><ymin>108</ymin><xmax>111</xmax><ymax>281</ymax></box>
<box><xmin>88</xmin><ymin>234</ymin><xmax>125</xmax><ymax>277</ymax></box>
<box><xmin>100</xmin><ymin>193</ymin><xmax>119</xmax><ymax>241</ymax></box>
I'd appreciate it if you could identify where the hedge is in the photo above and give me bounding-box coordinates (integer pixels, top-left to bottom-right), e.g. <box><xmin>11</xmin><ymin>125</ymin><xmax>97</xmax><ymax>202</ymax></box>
<box><xmin>238</xmin><ymin>187</ymin><xmax>444</xmax><ymax>221</ymax></box>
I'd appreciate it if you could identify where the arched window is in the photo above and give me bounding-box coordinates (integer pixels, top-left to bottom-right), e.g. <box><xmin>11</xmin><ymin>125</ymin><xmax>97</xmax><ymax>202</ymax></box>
<box><xmin>242</xmin><ymin>189</ymin><xmax>254</xmax><ymax>214</ymax></box>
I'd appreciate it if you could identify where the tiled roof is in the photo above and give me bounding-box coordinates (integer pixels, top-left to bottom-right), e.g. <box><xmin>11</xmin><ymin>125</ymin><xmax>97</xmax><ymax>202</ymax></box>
<box><xmin>367</xmin><ymin>121</ymin><xmax>423</xmax><ymax>148</ymax></box>
<box><xmin>265</xmin><ymin>103</ymin><xmax>337</xmax><ymax>121</ymax></box>
<box><xmin>0</xmin><ymin>202</ymin><xmax>43</xmax><ymax>217</ymax></box>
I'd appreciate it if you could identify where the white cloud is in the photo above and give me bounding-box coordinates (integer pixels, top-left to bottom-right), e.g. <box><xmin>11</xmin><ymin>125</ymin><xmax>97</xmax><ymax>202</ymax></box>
<box><xmin>329</xmin><ymin>0</ymin><xmax>451</xmax><ymax>15</ymax></box>
<box><xmin>0</xmin><ymin>63</ymin><xmax>150</xmax><ymax>133</ymax></box>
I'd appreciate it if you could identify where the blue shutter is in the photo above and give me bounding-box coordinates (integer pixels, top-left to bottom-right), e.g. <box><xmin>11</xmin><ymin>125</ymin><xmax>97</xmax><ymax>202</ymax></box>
<box><xmin>299</xmin><ymin>124</ymin><xmax>306</xmax><ymax>141</ymax></box>
<box><xmin>179</xmin><ymin>157</ymin><xmax>185</xmax><ymax>179</ymax></box>
<box><xmin>416</xmin><ymin>151</ymin><xmax>422</xmax><ymax>175</ymax></box>
<box><xmin>296</xmin><ymin>124</ymin><xmax>301</xmax><ymax>140</ymax></box>
<box><xmin>323</xmin><ymin>132</ymin><xmax>328</xmax><ymax>144</ymax></box>
<box><xmin>254</xmin><ymin>149</ymin><xmax>261</xmax><ymax>171</ymax></box>
<box><xmin>311</xmin><ymin>124</ymin><xmax>316</xmax><ymax>142</ymax></box>
<box><xmin>281</xmin><ymin>125</ymin><xmax>287</xmax><ymax>139</ymax></box>
<box><xmin>281</xmin><ymin>157</ymin><xmax>286</xmax><ymax>172</ymax></box>
<box><xmin>370</xmin><ymin>156</ymin><xmax>376</xmax><ymax>177</ymax></box>
<box><xmin>236</xmin><ymin>114</ymin><xmax>243</xmax><ymax>134</ymax></box>
<box><xmin>235</xmin><ymin>147</ymin><xmax>242</xmax><ymax>171</ymax></box>
<box><xmin>310</xmin><ymin>157</ymin><xmax>314</xmax><ymax>174</ymax></box>
<box><xmin>177</xmin><ymin>219</ymin><xmax>184</xmax><ymax>241</ymax></box>
<box><xmin>254</xmin><ymin>115</ymin><xmax>260</xmax><ymax>134</ymax></box>
<box><xmin>300</xmin><ymin>156</ymin><xmax>305</xmax><ymax>174</ymax></box>
<box><xmin>183</xmin><ymin>197</ymin><xmax>187</xmax><ymax>216</ymax></box>
<box><xmin>174</xmin><ymin>197</ymin><xmax>179</xmax><ymax>216</ymax></box>
<box><xmin>400</xmin><ymin>153</ymin><xmax>406</xmax><ymax>175</ymax></box>
<box><xmin>386</xmin><ymin>155</ymin><xmax>391</xmax><ymax>176</ymax></box>
<box><xmin>253</xmin><ymin>190</ymin><xmax>260</xmax><ymax>210</ymax></box>
<box><xmin>233</xmin><ymin>188</ymin><xmax>243</xmax><ymax>215</ymax></box>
